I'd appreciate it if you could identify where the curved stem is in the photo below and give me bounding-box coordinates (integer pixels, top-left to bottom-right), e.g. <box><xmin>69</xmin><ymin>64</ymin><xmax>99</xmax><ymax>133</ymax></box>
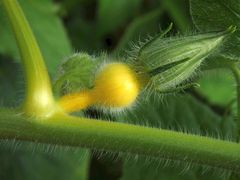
<box><xmin>2</xmin><ymin>0</ymin><xmax>56</xmax><ymax>117</ymax></box>
<box><xmin>0</xmin><ymin>110</ymin><xmax>240</xmax><ymax>172</ymax></box>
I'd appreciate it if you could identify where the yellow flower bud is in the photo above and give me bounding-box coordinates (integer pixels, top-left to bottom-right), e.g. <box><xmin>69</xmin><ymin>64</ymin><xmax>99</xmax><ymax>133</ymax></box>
<box><xmin>91</xmin><ymin>63</ymin><xmax>140</xmax><ymax>108</ymax></box>
<box><xmin>58</xmin><ymin>63</ymin><xmax>141</xmax><ymax>112</ymax></box>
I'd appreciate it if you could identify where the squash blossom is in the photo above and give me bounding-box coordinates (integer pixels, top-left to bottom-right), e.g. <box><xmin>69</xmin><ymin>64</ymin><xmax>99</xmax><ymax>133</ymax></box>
<box><xmin>57</xmin><ymin>26</ymin><xmax>236</xmax><ymax>112</ymax></box>
<box><xmin>58</xmin><ymin>63</ymin><xmax>140</xmax><ymax>112</ymax></box>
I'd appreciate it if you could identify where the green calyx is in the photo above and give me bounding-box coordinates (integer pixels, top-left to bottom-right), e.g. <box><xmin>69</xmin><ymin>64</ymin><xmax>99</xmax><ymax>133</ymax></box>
<box><xmin>136</xmin><ymin>26</ymin><xmax>236</xmax><ymax>93</ymax></box>
<box><xmin>54</xmin><ymin>53</ymin><xmax>98</xmax><ymax>96</ymax></box>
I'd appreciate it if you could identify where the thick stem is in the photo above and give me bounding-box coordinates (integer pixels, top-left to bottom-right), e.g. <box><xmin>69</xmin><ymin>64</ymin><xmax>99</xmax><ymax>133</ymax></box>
<box><xmin>230</xmin><ymin>64</ymin><xmax>240</xmax><ymax>140</ymax></box>
<box><xmin>2</xmin><ymin>0</ymin><xmax>56</xmax><ymax>117</ymax></box>
<box><xmin>0</xmin><ymin>110</ymin><xmax>240</xmax><ymax>172</ymax></box>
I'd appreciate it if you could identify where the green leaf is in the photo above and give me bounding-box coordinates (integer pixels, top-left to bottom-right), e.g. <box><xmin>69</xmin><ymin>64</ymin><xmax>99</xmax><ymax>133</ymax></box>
<box><xmin>121</xmin><ymin>159</ymin><xmax>228</xmax><ymax>180</ymax></box>
<box><xmin>190</xmin><ymin>0</ymin><xmax>240</xmax><ymax>60</ymax></box>
<box><xmin>0</xmin><ymin>56</ymin><xmax>23</xmax><ymax>107</ymax></box>
<box><xmin>113</xmin><ymin>9</ymin><xmax>162</xmax><ymax>54</ymax></box>
<box><xmin>54</xmin><ymin>53</ymin><xmax>106</xmax><ymax>96</ymax></box>
<box><xmin>0</xmin><ymin>0</ymin><xmax>72</xmax><ymax>74</ymax></box>
<box><xmin>121</xmin><ymin>95</ymin><xmax>235</xmax><ymax>134</ymax></box>
<box><xmin>0</xmin><ymin>143</ymin><xmax>90</xmax><ymax>180</ymax></box>
<box><xmin>197</xmin><ymin>69</ymin><xmax>235</xmax><ymax>106</ymax></box>
<box><xmin>121</xmin><ymin>160</ymin><xmax>196</xmax><ymax>180</ymax></box>
<box><xmin>161</xmin><ymin>0</ymin><xmax>192</xmax><ymax>32</ymax></box>
<box><xmin>97</xmin><ymin>0</ymin><xmax>142</xmax><ymax>36</ymax></box>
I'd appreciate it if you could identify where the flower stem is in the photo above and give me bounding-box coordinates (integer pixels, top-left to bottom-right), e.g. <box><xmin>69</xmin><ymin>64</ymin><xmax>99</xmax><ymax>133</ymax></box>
<box><xmin>58</xmin><ymin>91</ymin><xmax>92</xmax><ymax>112</ymax></box>
<box><xmin>2</xmin><ymin>0</ymin><xmax>56</xmax><ymax>117</ymax></box>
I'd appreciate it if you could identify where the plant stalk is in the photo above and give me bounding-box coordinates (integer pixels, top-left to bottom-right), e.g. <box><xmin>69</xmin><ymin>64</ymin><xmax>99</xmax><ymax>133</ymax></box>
<box><xmin>0</xmin><ymin>110</ymin><xmax>240</xmax><ymax>172</ymax></box>
<box><xmin>2</xmin><ymin>0</ymin><xmax>56</xmax><ymax>117</ymax></box>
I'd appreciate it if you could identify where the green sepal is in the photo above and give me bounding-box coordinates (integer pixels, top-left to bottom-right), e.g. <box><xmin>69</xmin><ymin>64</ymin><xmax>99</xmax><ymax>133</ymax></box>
<box><xmin>138</xmin><ymin>23</ymin><xmax>173</xmax><ymax>56</ymax></box>
<box><xmin>148</xmin><ymin>57</ymin><xmax>190</xmax><ymax>76</ymax></box>
<box><xmin>136</xmin><ymin>26</ymin><xmax>236</xmax><ymax>93</ymax></box>
<box><xmin>156</xmin><ymin>83</ymin><xmax>200</xmax><ymax>94</ymax></box>
<box><xmin>54</xmin><ymin>53</ymin><xmax>107</xmax><ymax>96</ymax></box>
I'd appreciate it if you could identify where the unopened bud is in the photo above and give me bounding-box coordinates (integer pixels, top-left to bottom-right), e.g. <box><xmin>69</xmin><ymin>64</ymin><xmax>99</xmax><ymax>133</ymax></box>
<box><xmin>135</xmin><ymin>26</ymin><xmax>236</xmax><ymax>92</ymax></box>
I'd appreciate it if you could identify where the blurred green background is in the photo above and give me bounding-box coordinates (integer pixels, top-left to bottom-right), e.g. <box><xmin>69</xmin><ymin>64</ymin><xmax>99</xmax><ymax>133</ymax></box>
<box><xmin>0</xmin><ymin>0</ymin><xmax>238</xmax><ymax>179</ymax></box>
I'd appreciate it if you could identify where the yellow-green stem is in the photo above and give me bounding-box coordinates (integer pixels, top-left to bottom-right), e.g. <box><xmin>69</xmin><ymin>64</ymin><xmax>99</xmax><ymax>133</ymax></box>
<box><xmin>2</xmin><ymin>0</ymin><xmax>56</xmax><ymax>117</ymax></box>
<box><xmin>0</xmin><ymin>110</ymin><xmax>240</xmax><ymax>172</ymax></box>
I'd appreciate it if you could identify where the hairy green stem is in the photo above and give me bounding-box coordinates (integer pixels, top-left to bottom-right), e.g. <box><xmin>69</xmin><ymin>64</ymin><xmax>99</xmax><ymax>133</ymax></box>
<box><xmin>2</xmin><ymin>0</ymin><xmax>56</xmax><ymax>117</ymax></box>
<box><xmin>0</xmin><ymin>110</ymin><xmax>240</xmax><ymax>172</ymax></box>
